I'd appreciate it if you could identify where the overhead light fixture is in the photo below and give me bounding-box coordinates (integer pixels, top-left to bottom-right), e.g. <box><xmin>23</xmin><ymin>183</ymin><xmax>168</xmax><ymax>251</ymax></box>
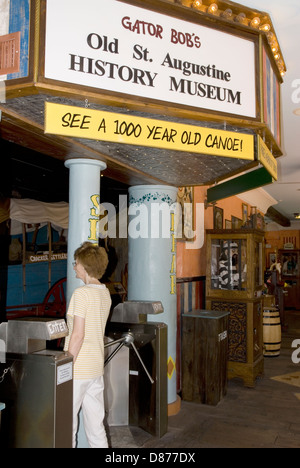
<box><xmin>294</xmin><ymin>213</ymin><xmax>300</xmax><ymax>219</ymax></box>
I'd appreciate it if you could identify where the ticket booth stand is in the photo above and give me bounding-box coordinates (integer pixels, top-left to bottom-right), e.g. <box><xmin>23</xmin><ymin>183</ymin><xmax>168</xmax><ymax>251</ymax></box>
<box><xmin>0</xmin><ymin>318</ymin><xmax>73</xmax><ymax>448</ymax></box>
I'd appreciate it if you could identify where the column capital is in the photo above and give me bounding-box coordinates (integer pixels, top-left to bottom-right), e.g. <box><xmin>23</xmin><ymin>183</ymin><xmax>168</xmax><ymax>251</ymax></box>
<box><xmin>65</xmin><ymin>158</ymin><xmax>107</xmax><ymax>171</ymax></box>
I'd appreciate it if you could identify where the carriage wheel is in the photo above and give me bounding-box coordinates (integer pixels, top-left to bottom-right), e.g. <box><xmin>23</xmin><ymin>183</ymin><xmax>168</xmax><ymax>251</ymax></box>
<box><xmin>41</xmin><ymin>277</ymin><xmax>67</xmax><ymax>318</ymax></box>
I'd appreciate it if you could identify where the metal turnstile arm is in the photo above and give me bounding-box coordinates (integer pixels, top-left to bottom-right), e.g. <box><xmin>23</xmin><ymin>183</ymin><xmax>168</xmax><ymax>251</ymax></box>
<box><xmin>131</xmin><ymin>341</ymin><xmax>154</xmax><ymax>385</ymax></box>
<box><xmin>104</xmin><ymin>333</ymin><xmax>154</xmax><ymax>384</ymax></box>
<box><xmin>104</xmin><ymin>342</ymin><xmax>126</xmax><ymax>366</ymax></box>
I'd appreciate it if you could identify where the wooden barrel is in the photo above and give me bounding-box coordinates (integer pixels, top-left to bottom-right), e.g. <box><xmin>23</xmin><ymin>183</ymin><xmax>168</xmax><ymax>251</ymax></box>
<box><xmin>263</xmin><ymin>307</ymin><xmax>281</xmax><ymax>357</ymax></box>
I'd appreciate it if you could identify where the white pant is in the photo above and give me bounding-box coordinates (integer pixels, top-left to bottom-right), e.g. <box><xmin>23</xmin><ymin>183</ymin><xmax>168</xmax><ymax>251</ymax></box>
<box><xmin>73</xmin><ymin>376</ymin><xmax>108</xmax><ymax>448</ymax></box>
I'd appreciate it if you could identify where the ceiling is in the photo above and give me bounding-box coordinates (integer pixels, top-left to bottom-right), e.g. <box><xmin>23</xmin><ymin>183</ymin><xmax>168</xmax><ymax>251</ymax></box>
<box><xmin>0</xmin><ymin>137</ymin><xmax>129</xmax><ymax>207</ymax></box>
<box><xmin>0</xmin><ymin>93</ymin><xmax>254</xmax><ymax>188</ymax></box>
<box><xmin>240</xmin><ymin>0</ymin><xmax>300</xmax><ymax>224</ymax></box>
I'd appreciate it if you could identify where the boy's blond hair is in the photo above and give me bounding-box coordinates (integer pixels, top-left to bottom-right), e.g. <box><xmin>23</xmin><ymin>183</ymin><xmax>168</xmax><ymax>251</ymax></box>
<box><xmin>74</xmin><ymin>242</ymin><xmax>109</xmax><ymax>280</ymax></box>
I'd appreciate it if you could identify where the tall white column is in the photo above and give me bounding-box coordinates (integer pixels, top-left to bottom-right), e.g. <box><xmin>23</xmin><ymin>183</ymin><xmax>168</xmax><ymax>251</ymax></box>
<box><xmin>65</xmin><ymin>158</ymin><xmax>107</xmax><ymax>304</ymax></box>
<box><xmin>127</xmin><ymin>185</ymin><xmax>178</xmax><ymax>406</ymax></box>
<box><xmin>65</xmin><ymin>158</ymin><xmax>106</xmax><ymax>449</ymax></box>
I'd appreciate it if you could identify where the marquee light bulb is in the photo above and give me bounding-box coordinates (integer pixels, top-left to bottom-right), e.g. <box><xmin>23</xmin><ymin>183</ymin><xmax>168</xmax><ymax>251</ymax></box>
<box><xmin>221</xmin><ymin>9</ymin><xmax>233</xmax><ymax>19</ymax></box>
<box><xmin>235</xmin><ymin>13</ymin><xmax>247</xmax><ymax>24</ymax></box>
<box><xmin>260</xmin><ymin>23</ymin><xmax>271</xmax><ymax>32</ymax></box>
<box><xmin>208</xmin><ymin>3</ymin><xmax>218</xmax><ymax>14</ymax></box>
<box><xmin>192</xmin><ymin>0</ymin><xmax>202</xmax><ymax>8</ymax></box>
<box><xmin>250</xmin><ymin>17</ymin><xmax>261</xmax><ymax>28</ymax></box>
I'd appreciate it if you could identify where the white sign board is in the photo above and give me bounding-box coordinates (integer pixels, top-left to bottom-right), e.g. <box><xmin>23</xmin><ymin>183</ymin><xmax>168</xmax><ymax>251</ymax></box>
<box><xmin>57</xmin><ymin>362</ymin><xmax>73</xmax><ymax>385</ymax></box>
<box><xmin>45</xmin><ymin>0</ymin><xmax>256</xmax><ymax>118</ymax></box>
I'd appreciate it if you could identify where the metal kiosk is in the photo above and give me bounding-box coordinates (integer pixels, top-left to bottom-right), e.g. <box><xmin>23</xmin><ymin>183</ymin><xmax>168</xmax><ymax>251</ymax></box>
<box><xmin>0</xmin><ymin>318</ymin><xmax>73</xmax><ymax>448</ymax></box>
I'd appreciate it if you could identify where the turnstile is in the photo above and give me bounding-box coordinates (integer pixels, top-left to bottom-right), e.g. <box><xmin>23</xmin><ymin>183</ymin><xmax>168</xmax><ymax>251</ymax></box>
<box><xmin>105</xmin><ymin>301</ymin><xmax>168</xmax><ymax>438</ymax></box>
<box><xmin>0</xmin><ymin>318</ymin><xmax>73</xmax><ymax>448</ymax></box>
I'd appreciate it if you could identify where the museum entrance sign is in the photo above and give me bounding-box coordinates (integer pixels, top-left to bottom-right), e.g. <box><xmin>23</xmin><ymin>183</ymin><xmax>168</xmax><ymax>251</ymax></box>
<box><xmin>44</xmin><ymin>0</ymin><xmax>256</xmax><ymax>119</ymax></box>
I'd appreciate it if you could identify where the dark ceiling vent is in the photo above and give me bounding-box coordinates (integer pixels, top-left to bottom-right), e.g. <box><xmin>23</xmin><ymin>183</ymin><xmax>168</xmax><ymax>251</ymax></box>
<box><xmin>0</xmin><ymin>32</ymin><xmax>20</xmax><ymax>75</ymax></box>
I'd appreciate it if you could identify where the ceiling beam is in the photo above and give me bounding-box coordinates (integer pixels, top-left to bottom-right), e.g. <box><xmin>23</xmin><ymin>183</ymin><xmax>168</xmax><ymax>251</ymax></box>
<box><xmin>266</xmin><ymin>206</ymin><xmax>291</xmax><ymax>227</ymax></box>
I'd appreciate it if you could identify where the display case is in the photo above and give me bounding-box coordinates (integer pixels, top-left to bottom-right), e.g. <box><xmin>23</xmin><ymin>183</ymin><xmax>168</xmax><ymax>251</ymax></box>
<box><xmin>279</xmin><ymin>250</ymin><xmax>300</xmax><ymax>310</ymax></box>
<box><xmin>206</xmin><ymin>230</ymin><xmax>265</xmax><ymax>388</ymax></box>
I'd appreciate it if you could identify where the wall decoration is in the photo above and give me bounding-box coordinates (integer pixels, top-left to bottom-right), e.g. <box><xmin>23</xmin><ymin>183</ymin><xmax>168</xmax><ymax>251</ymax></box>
<box><xmin>256</xmin><ymin>213</ymin><xmax>265</xmax><ymax>230</ymax></box>
<box><xmin>176</xmin><ymin>187</ymin><xmax>194</xmax><ymax>242</ymax></box>
<box><xmin>213</xmin><ymin>206</ymin><xmax>223</xmax><ymax>230</ymax></box>
<box><xmin>0</xmin><ymin>0</ymin><xmax>30</xmax><ymax>80</ymax></box>
<box><xmin>281</xmin><ymin>253</ymin><xmax>298</xmax><ymax>277</ymax></box>
<box><xmin>242</xmin><ymin>204</ymin><xmax>248</xmax><ymax>225</ymax></box>
<box><xmin>250</xmin><ymin>206</ymin><xmax>257</xmax><ymax>228</ymax></box>
<box><xmin>231</xmin><ymin>216</ymin><xmax>242</xmax><ymax>229</ymax></box>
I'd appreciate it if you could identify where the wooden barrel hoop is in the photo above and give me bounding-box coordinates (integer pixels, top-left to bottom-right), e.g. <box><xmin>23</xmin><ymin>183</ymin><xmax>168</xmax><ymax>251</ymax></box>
<box><xmin>263</xmin><ymin>307</ymin><xmax>281</xmax><ymax>358</ymax></box>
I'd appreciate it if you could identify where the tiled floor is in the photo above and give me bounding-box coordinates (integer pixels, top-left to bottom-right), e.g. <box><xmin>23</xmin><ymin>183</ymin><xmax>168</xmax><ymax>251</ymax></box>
<box><xmin>108</xmin><ymin>310</ymin><xmax>300</xmax><ymax>449</ymax></box>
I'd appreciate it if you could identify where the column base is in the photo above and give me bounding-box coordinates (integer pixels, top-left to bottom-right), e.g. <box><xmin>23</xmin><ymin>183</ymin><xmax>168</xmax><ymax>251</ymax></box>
<box><xmin>168</xmin><ymin>395</ymin><xmax>181</xmax><ymax>416</ymax></box>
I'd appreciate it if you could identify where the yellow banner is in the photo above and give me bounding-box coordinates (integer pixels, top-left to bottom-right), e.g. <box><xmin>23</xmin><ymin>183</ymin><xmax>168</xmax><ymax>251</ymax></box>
<box><xmin>45</xmin><ymin>102</ymin><xmax>254</xmax><ymax>160</ymax></box>
<box><xmin>258</xmin><ymin>137</ymin><xmax>278</xmax><ymax>181</ymax></box>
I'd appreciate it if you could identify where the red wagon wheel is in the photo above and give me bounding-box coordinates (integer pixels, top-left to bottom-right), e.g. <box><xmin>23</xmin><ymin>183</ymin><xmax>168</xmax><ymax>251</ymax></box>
<box><xmin>41</xmin><ymin>277</ymin><xmax>67</xmax><ymax>318</ymax></box>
